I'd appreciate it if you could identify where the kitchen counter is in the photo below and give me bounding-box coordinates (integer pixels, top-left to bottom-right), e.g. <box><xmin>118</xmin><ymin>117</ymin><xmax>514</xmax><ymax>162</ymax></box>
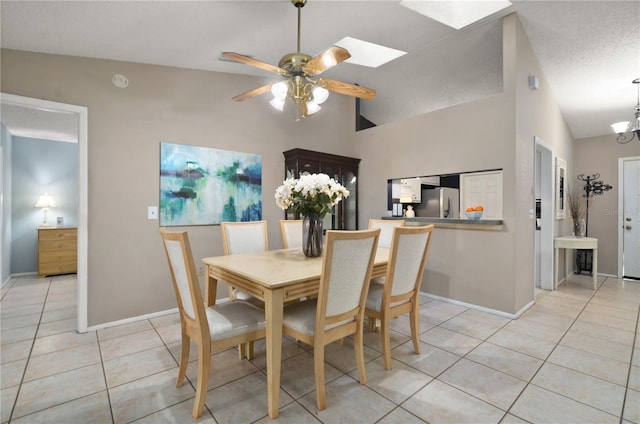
<box><xmin>382</xmin><ymin>216</ymin><xmax>503</xmax><ymax>228</ymax></box>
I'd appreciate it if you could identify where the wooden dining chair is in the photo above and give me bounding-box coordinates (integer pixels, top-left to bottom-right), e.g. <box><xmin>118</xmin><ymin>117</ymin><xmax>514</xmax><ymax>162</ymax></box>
<box><xmin>160</xmin><ymin>228</ymin><xmax>266</xmax><ymax>418</ymax></box>
<box><xmin>365</xmin><ymin>224</ymin><xmax>434</xmax><ymax>370</ymax></box>
<box><xmin>220</xmin><ymin>220</ymin><xmax>268</xmax><ymax>358</ymax></box>
<box><xmin>279</xmin><ymin>219</ymin><xmax>303</xmax><ymax>249</ymax></box>
<box><xmin>220</xmin><ymin>220</ymin><xmax>268</xmax><ymax>303</ymax></box>
<box><xmin>368</xmin><ymin>218</ymin><xmax>405</xmax><ymax>249</ymax></box>
<box><xmin>282</xmin><ymin>228</ymin><xmax>380</xmax><ymax>410</ymax></box>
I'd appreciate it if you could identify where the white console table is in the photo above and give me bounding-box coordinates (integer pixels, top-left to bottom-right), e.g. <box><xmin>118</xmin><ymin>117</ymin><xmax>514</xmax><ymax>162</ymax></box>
<box><xmin>554</xmin><ymin>236</ymin><xmax>598</xmax><ymax>290</ymax></box>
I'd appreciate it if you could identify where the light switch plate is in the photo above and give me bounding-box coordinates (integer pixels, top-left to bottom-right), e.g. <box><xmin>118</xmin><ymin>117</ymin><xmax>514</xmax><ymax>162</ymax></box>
<box><xmin>148</xmin><ymin>206</ymin><xmax>158</xmax><ymax>220</ymax></box>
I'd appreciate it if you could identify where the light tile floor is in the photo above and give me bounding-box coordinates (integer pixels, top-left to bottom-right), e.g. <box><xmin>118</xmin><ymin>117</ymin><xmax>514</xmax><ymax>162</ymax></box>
<box><xmin>1</xmin><ymin>273</ymin><xmax>638</xmax><ymax>423</ymax></box>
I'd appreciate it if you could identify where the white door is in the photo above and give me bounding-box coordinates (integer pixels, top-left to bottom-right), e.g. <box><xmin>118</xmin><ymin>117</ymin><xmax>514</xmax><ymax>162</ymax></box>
<box><xmin>622</xmin><ymin>158</ymin><xmax>640</xmax><ymax>278</ymax></box>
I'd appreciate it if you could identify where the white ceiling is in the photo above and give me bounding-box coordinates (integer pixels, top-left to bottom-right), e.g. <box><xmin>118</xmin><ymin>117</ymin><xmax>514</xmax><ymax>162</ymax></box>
<box><xmin>1</xmin><ymin>0</ymin><xmax>639</xmax><ymax>142</ymax></box>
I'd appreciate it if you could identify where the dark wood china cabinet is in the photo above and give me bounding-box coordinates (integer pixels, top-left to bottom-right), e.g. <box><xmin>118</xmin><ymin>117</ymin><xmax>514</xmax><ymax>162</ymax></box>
<box><xmin>283</xmin><ymin>148</ymin><xmax>360</xmax><ymax>230</ymax></box>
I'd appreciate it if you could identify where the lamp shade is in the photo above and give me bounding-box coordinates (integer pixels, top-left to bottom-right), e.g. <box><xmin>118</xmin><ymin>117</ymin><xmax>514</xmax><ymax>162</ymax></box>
<box><xmin>35</xmin><ymin>193</ymin><xmax>56</xmax><ymax>208</ymax></box>
<box><xmin>611</xmin><ymin>121</ymin><xmax>630</xmax><ymax>134</ymax></box>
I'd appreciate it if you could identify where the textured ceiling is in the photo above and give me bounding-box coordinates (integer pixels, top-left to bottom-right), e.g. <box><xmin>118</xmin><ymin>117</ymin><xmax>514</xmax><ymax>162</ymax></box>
<box><xmin>1</xmin><ymin>0</ymin><xmax>639</xmax><ymax>142</ymax></box>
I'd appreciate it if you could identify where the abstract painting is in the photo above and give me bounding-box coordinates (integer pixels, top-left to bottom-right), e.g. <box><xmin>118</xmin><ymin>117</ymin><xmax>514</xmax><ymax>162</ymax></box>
<box><xmin>160</xmin><ymin>142</ymin><xmax>262</xmax><ymax>226</ymax></box>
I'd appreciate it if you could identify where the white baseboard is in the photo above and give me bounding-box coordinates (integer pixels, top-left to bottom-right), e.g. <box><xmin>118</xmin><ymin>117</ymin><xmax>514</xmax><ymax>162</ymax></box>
<box><xmin>419</xmin><ymin>292</ymin><xmax>531</xmax><ymax>320</ymax></box>
<box><xmin>84</xmin><ymin>297</ymin><xmax>232</xmax><ymax>333</ymax></box>
<box><xmin>86</xmin><ymin>307</ymin><xmax>180</xmax><ymax>333</ymax></box>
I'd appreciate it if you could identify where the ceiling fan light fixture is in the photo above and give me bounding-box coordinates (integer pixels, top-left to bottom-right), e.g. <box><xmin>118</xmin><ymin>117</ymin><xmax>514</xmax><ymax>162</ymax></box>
<box><xmin>222</xmin><ymin>0</ymin><xmax>376</xmax><ymax>120</ymax></box>
<box><xmin>270</xmin><ymin>97</ymin><xmax>285</xmax><ymax>112</ymax></box>
<box><xmin>305</xmin><ymin>99</ymin><xmax>321</xmax><ymax>115</ymax></box>
<box><xmin>271</xmin><ymin>81</ymin><xmax>289</xmax><ymax>100</ymax></box>
<box><xmin>312</xmin><ymin>85</ymin><xmax>329</xmax><ymax>104</ymax></box>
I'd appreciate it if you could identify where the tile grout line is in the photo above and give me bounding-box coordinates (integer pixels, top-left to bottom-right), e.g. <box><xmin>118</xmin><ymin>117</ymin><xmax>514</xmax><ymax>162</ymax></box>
<box><xmin>503</xmin><ymin>276</ymin><xmax>631</xmax><ymax>422</ymax></box>
<box><xmin>6</xmin><ymin>276</ymin><xmax>52</xmax><ymax>423</ymax></box>
<box><xmin>95</xmin><ymin>324</ymin><xmax>116</xmax><ymax>424</ymax></box>
<box><xmin>619</xmin><ymin>302</ymin><xmax>640</xmax><ymax>424</ymax></box>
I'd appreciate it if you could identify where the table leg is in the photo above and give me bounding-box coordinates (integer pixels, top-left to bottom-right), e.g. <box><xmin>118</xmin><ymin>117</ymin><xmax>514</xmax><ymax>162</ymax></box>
<box><xmin>205</xmin><ymin>266</ymin><xmax>217</xmax><ymax>307</ymax></box>
<box><xmin>593</xmin><ymin>247</ymin><xmax>598</xmax><ymax>290</ymax></box>
<box><xmin>565</xmin><ymin>248</ymin><xmax>570</xmax><ymax>285</ymax></box>
<box><xmin>264</xmin><ymin>288</ymin><xmax>283</xmax><ymax>419</ymax></box>
<box><xmin>554</xmin><ymin>246</ymin><xmax>559</xmax><ymax>290</ymax></box>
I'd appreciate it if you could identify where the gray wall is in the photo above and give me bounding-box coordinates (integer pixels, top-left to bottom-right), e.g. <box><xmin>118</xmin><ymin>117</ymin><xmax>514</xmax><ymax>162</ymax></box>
<box><xmin>10</xmin><ymin>136</ymin><xmax>78</xmax><ymax>273</ymax></box>
<box><xmin>1</xmin><ymin>123</ymin><xmax>12</xmax><ymax>283</ymax></box>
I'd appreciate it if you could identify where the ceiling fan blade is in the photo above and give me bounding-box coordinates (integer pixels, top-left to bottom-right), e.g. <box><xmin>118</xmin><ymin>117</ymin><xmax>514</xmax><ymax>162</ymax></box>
<box><xmin>319</xmin><ymin>78</ymin><xmax>376</xmax><ymax>100</ymax></box>
<box><xmin>232</xmin><ymin>84</ymin><xmax>273</xmax><ymax>102</ymax></box>
<box><xmin>304</xmin><ymin>46</ymin><xmax>351</xmax><ymax>76</ymax></box>
<box><xmin>221</xmin><ymin>52</ymin><xmax>287</xmax><ymax>75</ymax></box>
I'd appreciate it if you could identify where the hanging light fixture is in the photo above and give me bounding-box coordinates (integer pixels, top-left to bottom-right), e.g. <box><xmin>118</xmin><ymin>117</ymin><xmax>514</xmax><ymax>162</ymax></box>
<box><xmin>268</xmin><ymin>74</ymin><xmax>329</xmax><ymax>118</ymax></box>
<box><xmin>221</xmin><ymin>0</ymin><xmax>376</xmax><ymax>120</ymax></box>
<box><xmin>611</xmin><ymin>78</ymin><xmax>640</xmax><ymax>144</ymax></box>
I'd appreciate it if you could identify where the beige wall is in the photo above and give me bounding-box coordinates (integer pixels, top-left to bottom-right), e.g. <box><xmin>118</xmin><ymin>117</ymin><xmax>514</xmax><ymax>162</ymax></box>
<box><xmin>1</xmin><ymin>49</ymin><xmax>355</xmax><ymax>326</ymax></box>
<box><xmin>1</xmin><ymin>12</ymin><xmax>578</xmax><ymax>323</ymax></box>
<box><xmin>353</xmin><ymin>13</ymin><xmax>576</xmax><ymax>315</ymax></box>
<box><xmin>509</xmin><ymin>14</ymin><xmax>576</xmax><ymax>306</ymax></box>
<box><xmin>574</xmin><ymin>134</ymin><xmax>640</xmax><ymax>275</ymax></box>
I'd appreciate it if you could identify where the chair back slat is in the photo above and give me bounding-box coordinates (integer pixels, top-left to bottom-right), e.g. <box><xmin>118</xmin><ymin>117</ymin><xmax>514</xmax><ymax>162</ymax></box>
<box><xmin>390</xmin><ymin>231</ymin><xmax>431</xmax><ymax>297</ymax></box>
<box><xmin>368</xmin><ymin>219</ymin><xmax>404</xmax><ymax>249</ymax></box>
<box><xmin>164</xmin><ymin>239</ymin><xmax>197</xmax><ymax>319</ymax></box>
<box><xmin>385</xmin><ymin>225</ymin><xmax>434</xmax><ymax>299</ymax></box>
<box><xmin>221</xmin><ymin>221</ymin><xmax>268</xmax><ymax>255</ymax></box>
<box><xmin>280</xmin><ymin>219</ymin><xmax>303</xmax><ymax>249</ymax></box>
<box><xmin>160</xmin><ymin>229</ymin><xmax>206</xmax><ymax>325</ymax></box>
<box><xmin>319</xmin><ymin>230</ymin><xmax>379</xmax><ymax>320</ymax></box>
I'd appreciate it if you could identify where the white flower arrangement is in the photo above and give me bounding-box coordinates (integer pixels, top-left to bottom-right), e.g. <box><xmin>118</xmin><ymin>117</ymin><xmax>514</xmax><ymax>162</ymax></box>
<box><xmin>274</xmin><ymin>173</ymin><xmax>350</xmax><ymax>218</ymax></box>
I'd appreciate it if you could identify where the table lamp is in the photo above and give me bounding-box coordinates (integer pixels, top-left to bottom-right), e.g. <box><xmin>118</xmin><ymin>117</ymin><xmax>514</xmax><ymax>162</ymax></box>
<box><xmin>35</xmin><ymin>193</ymin><xmax>56</xmax><ymax>228</ymax></box>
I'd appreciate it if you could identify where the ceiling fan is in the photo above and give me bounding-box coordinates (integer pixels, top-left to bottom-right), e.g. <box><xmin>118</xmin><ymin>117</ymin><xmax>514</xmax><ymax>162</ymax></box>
<box><xmin>221</xmin><ymin>0</ymin><xmax>376</xmax><ymax>119</ymax></box>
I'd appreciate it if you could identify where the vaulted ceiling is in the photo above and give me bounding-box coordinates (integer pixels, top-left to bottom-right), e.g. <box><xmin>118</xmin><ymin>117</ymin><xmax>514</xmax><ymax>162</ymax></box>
<box><xmin>1</xmin><ymin>1</ymin><xmax>639</xmax><ymax>142</ymax></box>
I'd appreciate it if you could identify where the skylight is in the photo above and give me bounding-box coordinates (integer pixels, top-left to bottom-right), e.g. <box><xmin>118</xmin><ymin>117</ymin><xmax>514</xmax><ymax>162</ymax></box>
<box><xmin>333</xmin><ymin>37</ymin><xmax>407</xmax><ymax>68</ymax></box>
<box><xmin>400</xmin><ymin>0</ymin><xmax>512</xmax><ymax>30</ymax></box>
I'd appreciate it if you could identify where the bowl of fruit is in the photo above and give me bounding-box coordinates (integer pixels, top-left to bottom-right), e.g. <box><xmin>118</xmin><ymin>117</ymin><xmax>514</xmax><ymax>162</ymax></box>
<box><xmin>465</xmin><ymin>205</ymin><xmax>484</xmax><ymax>220</ymax></box>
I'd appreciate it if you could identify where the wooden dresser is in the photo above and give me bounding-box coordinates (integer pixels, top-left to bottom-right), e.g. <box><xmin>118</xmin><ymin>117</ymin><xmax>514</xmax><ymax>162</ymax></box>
<box><xmin>38</xmin><ymin>227</ymin><xmax>77</xmax><ymax>277</ymax></box>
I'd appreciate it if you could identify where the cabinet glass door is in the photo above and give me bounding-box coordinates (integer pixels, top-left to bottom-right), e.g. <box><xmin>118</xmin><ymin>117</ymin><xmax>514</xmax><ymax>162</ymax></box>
<box><xmin>342</xmin><ymin>166</ymin><xmax>358</xmax><ymax>230</ymax></box>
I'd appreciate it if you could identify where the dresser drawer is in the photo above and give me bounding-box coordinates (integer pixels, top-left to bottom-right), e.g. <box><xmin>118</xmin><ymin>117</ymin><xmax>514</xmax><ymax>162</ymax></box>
<box><xmin>38</xmin><ymin>228</ymin><xmax>77</xmax><ymax>241</ymax></box>
<box><xmin>39</xmin><ymin>239</ymin><xmax>77</xmax><ymax>252</ymax></box>
<box><xmin>39</xmin><ymin>261</ymin><xmax>77</xmax><ymax>277</ymax></box>
<box><xmin>39</xmin><ymin>250</ymin><xmax>77</xmax><ymax>264</ymax></box>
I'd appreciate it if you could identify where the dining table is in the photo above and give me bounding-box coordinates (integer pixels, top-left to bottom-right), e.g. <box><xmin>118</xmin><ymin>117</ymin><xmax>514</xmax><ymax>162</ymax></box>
<box><xmin>202</xmin><ymin>247</ymin><xmax>390</xmax><ymax>419</ymax></box>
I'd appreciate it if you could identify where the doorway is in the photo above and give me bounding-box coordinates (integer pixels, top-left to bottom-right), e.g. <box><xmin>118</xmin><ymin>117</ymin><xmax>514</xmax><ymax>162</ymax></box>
<box><xmin>618</xmin><ymin>156</ymin><xmax>640</xmax><ymax>279</ymax></box>
<box><xmin>534</xmin><ymin>137</ymin><xmax>554</xmax><ymax>291</ymax></box>
<box><xmin>0</xmin><ymin>93</ymin><xmax>88</xmax><ymax>332</ymax></box>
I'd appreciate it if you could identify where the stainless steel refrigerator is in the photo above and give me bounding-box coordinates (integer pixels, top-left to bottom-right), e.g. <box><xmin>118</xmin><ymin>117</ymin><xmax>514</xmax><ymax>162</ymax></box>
<box><xmin>416</xmin><ymin>188</ymin><xmax>460</xmax><ymax>218</ymax></box>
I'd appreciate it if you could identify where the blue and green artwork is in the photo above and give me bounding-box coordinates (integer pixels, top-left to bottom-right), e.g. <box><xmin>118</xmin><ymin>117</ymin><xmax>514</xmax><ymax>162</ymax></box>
<box><xmin>160</xmin><ymin>142</ymin><xmax>262</xmax><ymax>226</ymax></box>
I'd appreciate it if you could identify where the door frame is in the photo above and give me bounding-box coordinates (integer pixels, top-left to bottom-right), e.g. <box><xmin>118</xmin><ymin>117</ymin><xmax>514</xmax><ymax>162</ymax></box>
<box><xmin>534</xmin><ymin>137</ymin><xmax>555</xmax><ymax>291</ymax></box>
<box><xmin>1</xmin><ymin>93</ymin><xmax>88</xmax><ymax>332</ymax></box>
<box><xmin>618</xmin><ymin>156</ymin><xmax>640</xmax><ymax>278</ymax></box>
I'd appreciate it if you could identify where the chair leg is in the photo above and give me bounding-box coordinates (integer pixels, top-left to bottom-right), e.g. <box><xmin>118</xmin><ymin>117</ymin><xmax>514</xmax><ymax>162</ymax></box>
<box><xmin>380</xmin><ymin>315</ymin><xmax>392</xmax><ymax>370</ymax></box>
<box><xmin>354</xmin><ymin>324</ymin><xmax>368</xmax><ymax>384</ymax></box>
<box><xmin>238</xmin><ymin>343</ymin><xmax>247</xmax><ymax>359</ymax></box>
<box><xmin>410</xmin><ymin>303</ymin><xmax>420</xmax><ymax>354</ymax></box>
<box><xmin>176</xmin><ymin>333</ymin><xmax>190</xmax><ymax>386</ymax></box>
<box><xmin>367</xmin><ymin>316</ymin><xmax>375</xmax><ymax>332</ymax></box>
<box><xmin>192</xmin><ymin>341</ymin><xmax>211</xmax><ymax>418</ymax></box>
<box><xmin>246</xmin><ymin>341</ymin><xmax>254</xmax><ymax>360</ymax></box>
<box><xmin>314</xmin><ymin>342</ymin><xmax>327</xmax><ymax>410</ymax></box>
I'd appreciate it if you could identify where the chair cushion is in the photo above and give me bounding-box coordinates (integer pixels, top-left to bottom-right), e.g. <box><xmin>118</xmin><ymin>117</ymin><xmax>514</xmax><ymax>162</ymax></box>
<box><xmin>283</xmin><ymin>299</ymin><xmax>353</xmax><ymax>336</ymax></box>
<box><xmin>366</xmin><ymin>282</ymin><xmax>409</xmax><ymax>312</ymax></box>
<box><xmin>232</xmin><ymin>288</ymin><xmax>264</xmax><ymax>307</ymax></box>
<box><xmin>206</xmin><ymin>301</ymin><xmax>266</xmax><ymax>341</ymax></box>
